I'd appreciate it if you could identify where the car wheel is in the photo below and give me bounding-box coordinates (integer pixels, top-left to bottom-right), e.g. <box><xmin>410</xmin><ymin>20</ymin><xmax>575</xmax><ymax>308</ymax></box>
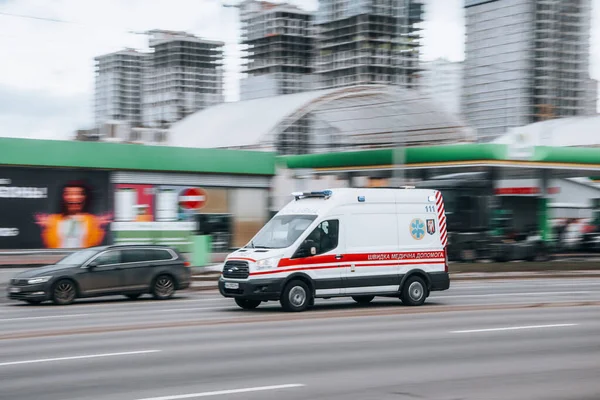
<box><xmin>400</xmin><ymin>276</ymin><xmax>427</xmax><ymax>306</ymax></box>
<box><xmin>352</xmin><ymin>296</ymin><xmax>375</xmax><ymax>305</ymax></box>
<box><xmin>26</xmin><ymin>300</ymin><xmax>42</xmax><ymax>305</ymax></box>
<box><xmin>125</xmin><ymin>294</ymin><xmax>141</xmax><ymax>300</ymax></box>
<box><xmin>280</xmin><ymin>280</ymin><xmax>312</xmax><ymax>312</ymax></box>
<box><xmin>52</xmin><ymin>279</ymin><xmax>77</xmax><ymax>305</ymax></box>
<box><xmin>235</xmin><ymin>298</ymin><xmax>261</xmax><ymax>310</ymax></box>
<box><xmin>152</xmin><ymin>275</ymin><xmax>176</xmax><ymax>300</ymax></box>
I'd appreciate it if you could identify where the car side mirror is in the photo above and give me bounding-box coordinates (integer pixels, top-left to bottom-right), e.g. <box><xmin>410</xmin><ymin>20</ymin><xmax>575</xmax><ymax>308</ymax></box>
<box><xmin>295</xmin><ymin>239</ymin><xmax>317</xmax><ymax>259</ymax></box>
<box><xmin>88</xmin><ymin>262</ymin><xmax>98</xmax><ymax>270</ymax></box>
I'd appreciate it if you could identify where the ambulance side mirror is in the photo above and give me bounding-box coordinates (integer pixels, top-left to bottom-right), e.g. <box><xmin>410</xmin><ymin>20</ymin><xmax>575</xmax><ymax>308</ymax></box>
<box><xmin>294</xmin><ymin>239</ymin><xmax>317</xmax><ymax>259</ymax></box>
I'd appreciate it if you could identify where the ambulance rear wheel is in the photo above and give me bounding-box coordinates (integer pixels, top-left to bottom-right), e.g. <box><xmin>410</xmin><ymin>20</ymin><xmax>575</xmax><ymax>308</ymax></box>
<box><xmin>281</xmin><ymin>280</ymin><xmax>311</xmax><ymax>312</ymax></box>
<box><xmin>400</xmin><ymin>276</ymin><xmax>427</xmax><ymax>306</ymax></box>
<box><xmin>352</xmin><ymin>296</ymin><xmax>374</xmax><ymax>305</ymax></box>
<box><xmin>235</xmin><ymin>298</ymin><xmax>261</xmax><ymax>310</ymax></box>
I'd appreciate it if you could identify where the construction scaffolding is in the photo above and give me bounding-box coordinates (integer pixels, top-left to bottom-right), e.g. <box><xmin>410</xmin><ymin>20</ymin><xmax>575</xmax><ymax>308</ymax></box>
<box><xmin>94</xmin><ymin>49</ymin><xmax>146</xmax><ymax>127</ymax></box>
<box><xmin>314</xmin><ymin>0</ymin><xmax>424</xmax><ymax>90</ymax></box>
<box><xmin>143</xmin><ymin>30</ymin><xmax>225</xmax><ymax>128</ymax></box>
<box><xmin>238</xmin><ymin>0</ymin><xmax>315</xmax><ymax>99</ymax></box>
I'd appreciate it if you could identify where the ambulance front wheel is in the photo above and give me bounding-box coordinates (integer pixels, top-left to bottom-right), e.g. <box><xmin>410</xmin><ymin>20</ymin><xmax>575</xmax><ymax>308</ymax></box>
<box><xmin>281</xmin><ymin>280</ymin><xmax>312</xmax><ymax>312</ymax></box>
<box><xmin>400</xmin><ymin>276</ymin><xmax>427</xmax><ymax>306</ymax></box>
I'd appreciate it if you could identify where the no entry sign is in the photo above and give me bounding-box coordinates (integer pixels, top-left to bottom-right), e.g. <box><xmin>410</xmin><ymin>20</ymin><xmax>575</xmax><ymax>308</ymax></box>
<box><xmin>179</xmin><ymin>187</ymin><xmax>207</xmax><ymax>210</ymax></box>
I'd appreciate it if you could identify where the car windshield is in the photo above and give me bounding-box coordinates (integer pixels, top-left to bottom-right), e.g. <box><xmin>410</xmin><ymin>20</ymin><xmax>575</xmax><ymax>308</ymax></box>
<box><xmin>248</xmin><ymin>214</ymin><xmax>317</xmax><ymax>249</ymax></box>
<box><xmin>56</xmin><ymin>249</ymin><xmax>100</xmax><ymax>265</ymax></box>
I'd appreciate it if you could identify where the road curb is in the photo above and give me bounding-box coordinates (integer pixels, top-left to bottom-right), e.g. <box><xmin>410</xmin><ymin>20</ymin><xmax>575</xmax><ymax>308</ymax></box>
<box><xmin>184</xmin><ymin>271</ymin><xmax>600</xmax><ymax>291</ymax></box>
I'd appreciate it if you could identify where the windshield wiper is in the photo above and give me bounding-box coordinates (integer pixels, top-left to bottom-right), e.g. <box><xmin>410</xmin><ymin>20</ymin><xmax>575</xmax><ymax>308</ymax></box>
<box><xmin>253</xmin><ymin>245</ymin><xmax>271</xmax><ymax>249</ymax></box>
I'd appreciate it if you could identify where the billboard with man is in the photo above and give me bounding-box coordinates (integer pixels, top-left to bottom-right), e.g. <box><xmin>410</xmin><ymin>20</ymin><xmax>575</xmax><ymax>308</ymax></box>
<box><xmin>0</xmin><ymin>167</ymin><xmax>112</xmax><ymax>249</ymax></box>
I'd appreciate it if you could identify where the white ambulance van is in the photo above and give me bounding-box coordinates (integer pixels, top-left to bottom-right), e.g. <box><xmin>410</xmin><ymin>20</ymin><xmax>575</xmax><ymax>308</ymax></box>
<box><xmin>218</xmin><ymin>188</ymin><xmax>450</xmax><ymax>312</ymax></box>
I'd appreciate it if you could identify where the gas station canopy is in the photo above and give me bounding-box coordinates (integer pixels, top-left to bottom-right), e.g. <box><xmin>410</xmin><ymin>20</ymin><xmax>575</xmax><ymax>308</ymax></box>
<box><xmin>278</xmin><ymin>144</ymin><xmax>600</xmax><ymax>180</ymax></box>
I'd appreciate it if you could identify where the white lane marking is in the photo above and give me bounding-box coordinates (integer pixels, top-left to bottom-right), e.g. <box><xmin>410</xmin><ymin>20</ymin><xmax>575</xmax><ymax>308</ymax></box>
<box><xmin>0</xmin><ymin>313</ymin><xmax>90</xmax><ymax>322</ymax></box>
<box><xmin>134</xmin><ymin>384</ymin><xmax>305</xmax><ymax>400</ymax></box>
<box><xmin>434</xmin><ymin>291</ymin><xmax>593</xmax><ymax>299</ymax></box>
<box><xmin>0</xmin><ymin>349</ymin><xmax>160</xmax><ymax>367</ymax></box>
<box><xmin>451</xmin><ymin>323</ymin><xmax>578</xmax><ymax>334</ymax></box>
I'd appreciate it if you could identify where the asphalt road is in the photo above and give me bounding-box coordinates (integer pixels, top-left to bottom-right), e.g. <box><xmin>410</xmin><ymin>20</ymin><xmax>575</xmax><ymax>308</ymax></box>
<box><xmin>1</xmin><ymin>278</ymin><xmax>600</xmax><ymax>400</ymax></box>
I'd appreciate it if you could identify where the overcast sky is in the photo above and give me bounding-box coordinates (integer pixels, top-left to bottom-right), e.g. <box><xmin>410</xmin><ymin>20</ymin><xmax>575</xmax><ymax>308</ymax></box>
<box><xmin>0</xmin><ymin>0</ymin><xmax>598</xmax><ymax>140</ymax></box>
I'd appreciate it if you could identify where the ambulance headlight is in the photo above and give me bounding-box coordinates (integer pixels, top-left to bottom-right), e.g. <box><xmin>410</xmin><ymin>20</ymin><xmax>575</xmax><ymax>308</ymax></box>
<box><xmin>255</xmin><ymin>257</ymin><xmax>280</xmax><ymax>271</ymax></box>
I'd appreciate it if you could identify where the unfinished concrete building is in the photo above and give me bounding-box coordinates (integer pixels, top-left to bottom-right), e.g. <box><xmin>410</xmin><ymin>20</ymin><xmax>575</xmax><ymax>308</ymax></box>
<box><xmin>314</xmin><ymin>0</ymin><xmax>424</xmax><ymax>90</ymax></box>
<box><xmin>94</xmin><ymin>49</ymin><xmax>146</xmax><ymax>127</ymax></box>
<box><xmin>238</xmin><ymin>0</ymin><xmax>315</xmax><ymax>100</ymax></box>
<box><xmin>142</xmin><ymin>30</ymin><xmax>224</xmax><ymax>128</ymax></box>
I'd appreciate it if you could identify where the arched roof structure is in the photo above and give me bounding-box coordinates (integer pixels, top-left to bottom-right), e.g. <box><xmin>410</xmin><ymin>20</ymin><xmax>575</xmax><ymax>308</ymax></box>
<box><xmin>169</xmin><ymin>85</ymin><xmax>475</xmax><ymax>153</ymax></box>
<box><xmin>494</xmin><ymin>115</ymin><xmax>600</xmax><ymax>147</ymax></box>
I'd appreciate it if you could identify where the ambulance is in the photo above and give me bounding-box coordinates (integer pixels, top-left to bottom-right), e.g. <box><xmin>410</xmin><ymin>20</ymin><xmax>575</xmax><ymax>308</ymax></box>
<box><xmin>218</xmin><ymin>188</ymin><xmax>450</xmax><ymax>312</ymax></box>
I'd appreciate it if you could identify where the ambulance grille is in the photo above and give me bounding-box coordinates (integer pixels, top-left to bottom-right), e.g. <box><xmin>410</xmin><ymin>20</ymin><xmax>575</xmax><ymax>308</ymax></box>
<box><xmin>222</xmin><ymin>261</ymin><xmax>249</xmax><ymax>279</ymax></box>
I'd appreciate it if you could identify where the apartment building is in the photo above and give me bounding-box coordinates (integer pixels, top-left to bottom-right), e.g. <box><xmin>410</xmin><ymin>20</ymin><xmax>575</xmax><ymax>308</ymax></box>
<box><xmin>463</xmin><ymin>0</ymin><xmax>596</xmax><ymax>141</ymax></box>
<box><xmin>94</xmin><ymin>49</ymin><xmax>146</xmax><ymax>127</ymax></box>
<box><xmin>142</xmin><ymin>30</ymin><xmax>225</xmax><ymax>128</ymax></box>
<box><xmin>314</xmin><ymin>0</ymin><xmax>424</xmax><ymax>90</ymax></box>
<box><xmin>238</xmin><ymin>0</ymin><xmax>315</xmax><ymax>100</ymax></box>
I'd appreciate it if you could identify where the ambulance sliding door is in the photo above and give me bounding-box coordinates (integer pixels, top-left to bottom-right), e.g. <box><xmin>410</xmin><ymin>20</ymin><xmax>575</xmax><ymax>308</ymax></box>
<box><xmin>342</xmin><ymin>203</ymin><xmax>400</xmax><ymax>295</ymax></box>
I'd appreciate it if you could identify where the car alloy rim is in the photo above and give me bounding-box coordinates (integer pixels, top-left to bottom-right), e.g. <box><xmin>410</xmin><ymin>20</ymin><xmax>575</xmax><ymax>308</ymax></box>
<box><xmin>56</xmin><ymin>282</ymin><xmax>74</xmax><ymax>301</ymax></box>
<box><xmin>408</xmin><ymin>281</ymin><xmax>423</xmax><ymax>302</ymax></box>
<box><xmin>156</xmin><ymin>277</ymin><xmax>174</xmax><ymax>296</ymax></box>
<box><xmin>289</xmin><ymin>286</ymin><xmax>306</xmax><ymax>307</ymax></box>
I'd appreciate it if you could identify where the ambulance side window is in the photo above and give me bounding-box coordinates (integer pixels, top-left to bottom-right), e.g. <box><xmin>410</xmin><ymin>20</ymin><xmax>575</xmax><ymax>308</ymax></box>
<box><xmin>306</xmin><ymin>219</ymin><xmax>339</xmax><ymax>256</ymax></box>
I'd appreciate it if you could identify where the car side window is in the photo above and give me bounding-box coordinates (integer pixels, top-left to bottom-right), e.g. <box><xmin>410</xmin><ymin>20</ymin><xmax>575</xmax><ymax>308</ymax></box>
<box><xmin>122</xmin><ymin>249</ymin><xmax>173</xmax><ymax>263</ymax></box>
<box><xmin>122</xmin><ymin>250</ymin><xmax>149</xmax><ymax>263</ymax></box>
<box><xmin>148</xmin><ymin>249</ymin><xmax>173</xmax><ymax>261</ymax></box>
<box><xmin>94</xmin><ymin>251</ymin><xmax>121</xmax><ymax>266</ymax></box>
<box><xmin>305</xmin><ymin>220</ymin><xmax>339</xmax><ymax>256</ymax></box>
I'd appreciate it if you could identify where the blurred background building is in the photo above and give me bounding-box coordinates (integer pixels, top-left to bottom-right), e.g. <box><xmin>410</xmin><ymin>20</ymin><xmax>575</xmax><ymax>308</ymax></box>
<box><xmin>142</xmin><ymin>30</ymin><xmax>225</xmax><ymax>128</ymax></box>
<box><xmin>238</xmin><ymin>0</ymin><xmax>315</xmax><ymax>100</ymax></box>
<box><xmin>463</xmin><ymin>0</ymin><xmax>597</xmax><ymax>142</ymax></box>
<box><xmin>75</xmin><ymin>121</ymin><xmax>168</xmax><ymax>145</ymax></box>
<box><xmin>93</xmin><ymin>29</ymin><xmax>224</xmax><ymax>142</ymax></box>
<box><xmin>94</xmin><ymin>49</ymin><xmax>146</xmax><ymax>128</ymax></box>
<box><xmin>314</xmin><ymin>0</ymin><xmax>424</xmax><ymax>89</ymax></box>
<box><xmin>169</xmin><ymin>84</ymin><xmax>475</xmax><ymax>154</ymax></box>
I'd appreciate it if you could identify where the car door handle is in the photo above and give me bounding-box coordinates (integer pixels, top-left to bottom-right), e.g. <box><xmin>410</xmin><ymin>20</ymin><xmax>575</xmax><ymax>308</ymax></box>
<box><xmin>335</xmin><ymin>254</ymin><xmax>343</xmax><ymax>260</ymax></box>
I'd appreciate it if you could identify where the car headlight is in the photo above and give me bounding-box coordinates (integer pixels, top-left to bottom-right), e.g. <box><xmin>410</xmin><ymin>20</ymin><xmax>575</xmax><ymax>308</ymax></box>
<box><xmin>255</xmin><ymin>257</ymin><xmax>280</xmax><ymax>271</ymax></box>
<box><xmin>27</xmin><ymin>276</ymin><xmax>52</xmax><ymax>285</ymax></box>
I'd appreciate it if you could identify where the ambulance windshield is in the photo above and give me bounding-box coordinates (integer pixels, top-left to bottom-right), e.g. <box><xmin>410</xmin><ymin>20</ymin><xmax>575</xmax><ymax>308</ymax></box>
<box><xmin>249</xmin><ymin>214</ymin><xmax>317</xmax><ymax>249</ymax></box>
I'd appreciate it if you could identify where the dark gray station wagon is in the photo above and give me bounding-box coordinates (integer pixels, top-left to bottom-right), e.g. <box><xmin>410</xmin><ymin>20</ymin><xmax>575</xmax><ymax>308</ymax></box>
<box><xmin>7</xmin><ymin>245</ymin><xmax>191</xmax><ymax>305</ymax></box>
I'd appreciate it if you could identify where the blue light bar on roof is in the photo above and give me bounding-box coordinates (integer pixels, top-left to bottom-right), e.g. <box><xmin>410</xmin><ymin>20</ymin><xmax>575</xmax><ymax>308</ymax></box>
<box><xmin>292</xmin><ymin>190</ymin><xmax>333</xmax><ymax>201</ymax></box>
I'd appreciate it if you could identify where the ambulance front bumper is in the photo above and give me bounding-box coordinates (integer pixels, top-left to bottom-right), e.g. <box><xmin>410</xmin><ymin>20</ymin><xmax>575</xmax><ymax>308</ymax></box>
<box><xmin>218</xmin><ymin>277</ymin><xmax>284</xmax><ymax>301</ymax></box>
